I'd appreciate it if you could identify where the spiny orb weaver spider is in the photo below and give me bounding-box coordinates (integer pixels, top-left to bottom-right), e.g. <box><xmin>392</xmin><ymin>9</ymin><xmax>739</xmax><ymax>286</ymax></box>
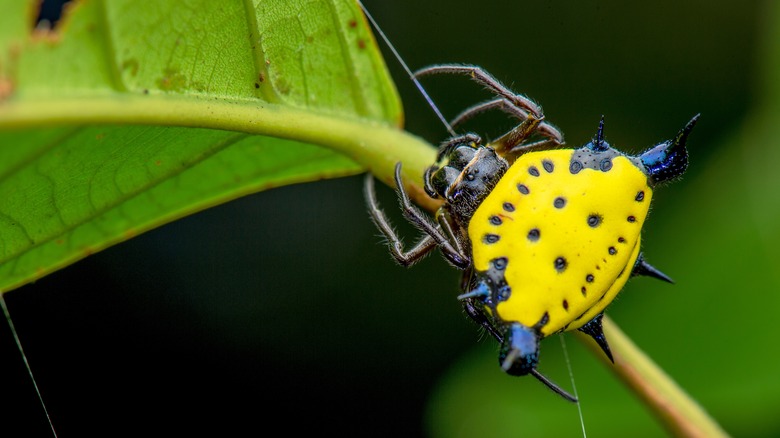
<box><xmin>364</xmin><ymin>64</ymin><xmax>699</xmax><ymax>401</ymax></box>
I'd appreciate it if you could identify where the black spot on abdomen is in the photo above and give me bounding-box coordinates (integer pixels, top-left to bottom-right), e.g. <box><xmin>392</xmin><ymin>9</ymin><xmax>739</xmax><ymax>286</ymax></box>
<box><xmin>483</xmin><ymin>234</ymin><xmax>500</xmax><ymax>244</ymax></box>
<box><xmin>554</xmin><ymin>256</ymin><xmax>567</xmax><ymax>272</ymax></box>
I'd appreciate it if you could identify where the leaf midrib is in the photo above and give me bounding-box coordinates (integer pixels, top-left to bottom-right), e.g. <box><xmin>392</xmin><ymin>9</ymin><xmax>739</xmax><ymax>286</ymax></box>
<box><xmin>0</xmin><ymin>91</ymin><xmax>438</xmax><ymax>231</ymax></box>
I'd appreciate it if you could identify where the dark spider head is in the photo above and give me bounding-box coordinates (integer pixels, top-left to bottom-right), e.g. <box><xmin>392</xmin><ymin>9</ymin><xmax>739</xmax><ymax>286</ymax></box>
<box><xmin>425</xmin><ymin>140</ymin><xmax>508</xmax><ymax>224</ymax></box>
<box><xmin>498</xmin><ymin>322</ymin><xmax>540</xmax><ymax>376</ymax></box>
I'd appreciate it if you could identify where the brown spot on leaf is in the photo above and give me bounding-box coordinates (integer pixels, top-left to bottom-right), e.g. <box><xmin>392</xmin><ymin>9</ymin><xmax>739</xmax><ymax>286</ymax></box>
<box><xmin>157</xmin><ymin>67</ymin><xmax>187</xmax><ymax>91</ymax></box>
<box><xmin>121</xmin><ymin>59</ymin><xmax>139</xmax><ymax>77</ymax></box>
<box><xmin>276</xmin><ymin>77</ymin><xmax>291</xmax><ymax>95</ymax></box>
<box><xmin>0</xmin><ymin>77</ymin><xmax>13</xmax><ymax>100</ymax></box>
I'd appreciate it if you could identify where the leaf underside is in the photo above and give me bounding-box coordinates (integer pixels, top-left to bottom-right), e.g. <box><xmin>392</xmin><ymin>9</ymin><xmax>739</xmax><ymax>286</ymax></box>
<box><xmin>0</xmin><ymin>0</ymin><xmax>428</xmax><ymax>293</ymax></box>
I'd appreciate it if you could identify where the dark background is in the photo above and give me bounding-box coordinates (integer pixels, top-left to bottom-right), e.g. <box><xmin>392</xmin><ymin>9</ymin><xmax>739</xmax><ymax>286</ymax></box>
<box><xmin>2</xmin><ymin>1</ymin><xmax>772</xmax><ymax>437</ymax></box>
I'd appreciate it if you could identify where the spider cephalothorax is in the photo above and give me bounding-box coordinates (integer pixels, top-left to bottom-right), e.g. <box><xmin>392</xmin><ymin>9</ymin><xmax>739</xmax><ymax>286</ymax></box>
<box><xmin>424</xmin><ymin>137</ymin><xmax>508</xmax><ymax>228</ymax></box>
<box><xmin>364</xmin><ymin>64</ymin><xmax>698</xmax><ymax>401</ymax></box>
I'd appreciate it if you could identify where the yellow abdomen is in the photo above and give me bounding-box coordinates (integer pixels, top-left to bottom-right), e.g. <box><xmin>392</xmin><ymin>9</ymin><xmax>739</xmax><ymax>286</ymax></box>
<box><xmin>468</xmin><ymin>149</ymin><xmax>652</xmax><ymax>336</ymax></box>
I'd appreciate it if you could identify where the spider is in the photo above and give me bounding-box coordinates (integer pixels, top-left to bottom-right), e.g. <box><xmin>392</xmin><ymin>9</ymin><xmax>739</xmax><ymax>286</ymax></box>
<box><xmin>364</xmin><ymin>64</ymin><xmax>699</xmax><ymax>401</ymax></box>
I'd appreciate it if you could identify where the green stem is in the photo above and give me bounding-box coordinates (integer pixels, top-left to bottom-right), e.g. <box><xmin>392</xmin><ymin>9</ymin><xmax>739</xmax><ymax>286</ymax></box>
<box><xmin>575</xmin><ymin>317</ymin><xmax>730</xmax><ymax>437</ymax></box>
<box><xmin>0</xmin><ymin>94</ymin><xmax>437</xmax><ymax>208</ymax></box>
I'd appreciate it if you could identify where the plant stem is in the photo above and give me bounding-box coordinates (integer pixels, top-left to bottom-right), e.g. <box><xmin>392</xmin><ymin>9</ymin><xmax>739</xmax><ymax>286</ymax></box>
<box><xmin>0</xmin><ymin>93</ymin><xmax>439</xmax><ymax>212</ymax></box>
<box><xmin>575</xmin><ymin>317</ymin><xmax>730</xmax><ymax>437</ymax></box>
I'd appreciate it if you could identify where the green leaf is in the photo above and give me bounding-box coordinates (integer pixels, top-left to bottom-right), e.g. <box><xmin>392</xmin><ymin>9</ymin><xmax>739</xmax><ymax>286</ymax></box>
<box><xmin>0</xmin><ymin>0</ymin><xmax>436</xmax><ymax>293</ymax></box>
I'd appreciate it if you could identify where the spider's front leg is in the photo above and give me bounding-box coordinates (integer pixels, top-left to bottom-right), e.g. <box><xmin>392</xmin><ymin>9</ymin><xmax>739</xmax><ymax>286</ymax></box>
<box><xmin>364</xmin><ymin>172</ymin><xmax>436</xmax><ymax>267</ymax></box>
<box><xmin>414</xmin><ymin>64</ymin><xmax>565</xmax><ymax>161</ymax></box>
<box><xmin>434</xmin><ymin>133</ymin><xmax>483</xmax><ymax>164</ymax></box>
<box><xmin>364</xmin><ymin>163</ymin><xmax>470</xmax><ymax>269</ymax></box>
<box><xmin>415</xmin><ymin>64</ymin><xmax>544</xmax><ymax>117</ymax></box>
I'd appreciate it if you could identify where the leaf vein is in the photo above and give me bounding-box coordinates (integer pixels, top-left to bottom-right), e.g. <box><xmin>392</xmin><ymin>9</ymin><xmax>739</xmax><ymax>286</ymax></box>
<box><xmin>0</xmin><ymin>131</ymin><xmax>248</xmax><ymax>267</ymax></box>
<box><xmin>325</xmin><ymin>0</ymin><xmax>369</xmax><ymax>117</ymax></box>
<box><xmin>244</xmin><ymin>0</ymin><xmax>279</xmax><ymax>102</ymax></box>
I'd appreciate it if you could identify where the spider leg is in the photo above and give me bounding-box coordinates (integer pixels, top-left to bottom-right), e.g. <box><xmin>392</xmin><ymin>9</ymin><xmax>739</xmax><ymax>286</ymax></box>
<box><xmin>462</xmin><ymin>296</ymin><xmax>503</xmax><ymax>340</ymax></box>
<box><xmin>450</xmin><ymin>98</ymin><xmax>507</xmax><ymax>128</ymax></box>
<box><xmin>536</xmin><ymin>121</ymin><xmax>564</xmax><ymax>143</ymax></box>
<box><xmin>436</xmin><ymin>208</ymin><xmax>468</xmax><ymax>258</ymax></box>
<box><xmin>530</xmin><ymin>369</ymin><xmax>578</xmax><ymax>403</ymax></box>
<box><xmin>363</xmin><ymin>164</ymin><xmax>470</xmax><ymax>269</ymax></box>
<box><xmin>492</xmin><ymin>112</ymin><xmax>544</xmax><ymax>154</ymax></box>
<box><xmin>451</xmin><ymin>98</ymin><xmax>563</xmax><ymax>154</ymax></box>
<box><xmin>423</xmin><ymin>165</ymin><xmax>439</xmax><ymax>198</ymax></box>
<box><xmin>364</xmin><ymin>172</ymin><xmax>438</xmax><ymax>266</ymax></box>
<box><xmin>435</xmin><ymin>133</ymin><xmax>482</xmax><ymax>163</ymax></box>
<box><xmin>415</xmin><ymin>64</ymin><xmax>564</xmax><ymax>156</ymax></box>
<box><xmin>500</xmin><ymin>139</ymin><xmax>565</xmax><ymax>161</ymax></box>
<box><xmin>392</xmin><ymin>163</ymin><xmax>470</xmax><ymax>269</ymax></box>
<box><xmin>414</xmin><ymin>64</ymin><xmax>543</xmax><ymax>118</ymax></box>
